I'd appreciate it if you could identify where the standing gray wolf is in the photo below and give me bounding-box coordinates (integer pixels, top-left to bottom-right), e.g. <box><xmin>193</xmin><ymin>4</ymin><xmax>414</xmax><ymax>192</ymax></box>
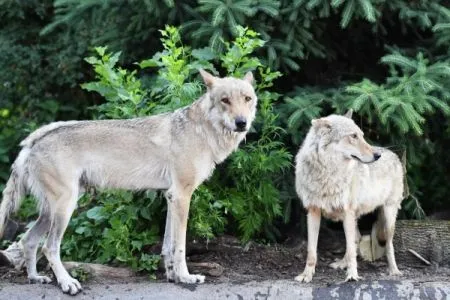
<box><xmin>294</xmin><ymin>110</ymin><xmax>404</xmax><ymax>283</ymax></box>
<box><xmin>0</xmin><ymin>70</ymin><xmax>257</xmax><ymax>295</ymax></box>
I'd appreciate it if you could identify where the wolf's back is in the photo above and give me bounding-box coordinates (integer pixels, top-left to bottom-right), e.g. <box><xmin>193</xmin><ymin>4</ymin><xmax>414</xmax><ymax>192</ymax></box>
<box><xmin>20</xmin><ymin>121</ymin><xmax>78</xmax><ymax>148</ymax></box>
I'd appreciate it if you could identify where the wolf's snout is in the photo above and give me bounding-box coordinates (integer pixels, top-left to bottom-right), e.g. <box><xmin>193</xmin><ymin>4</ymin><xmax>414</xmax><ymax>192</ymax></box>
<box><xmin>235</xmin><ymin>117</ymin><xmax>247</xmax><ymax>131</ymax></box>
<box><xmin>373</xmin><ymin>152</ymin><xmax>381</xmax><ymax>161</ymax></box>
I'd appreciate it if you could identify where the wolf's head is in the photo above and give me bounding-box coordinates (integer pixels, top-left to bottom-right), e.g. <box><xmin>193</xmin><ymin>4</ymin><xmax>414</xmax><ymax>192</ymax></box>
<box><xmin>311</xmin><ymin>110</ymin><xmax>381</xmax><ymax>163</ymax></box>
<box><xmin>200</xmin><ymin>69</ymin><xmax>257</xmax><ymax>133</ymax></box>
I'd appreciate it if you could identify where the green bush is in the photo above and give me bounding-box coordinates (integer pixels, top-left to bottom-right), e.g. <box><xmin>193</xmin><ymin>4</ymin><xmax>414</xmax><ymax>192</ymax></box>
<box><xmin>62</xmin><ymin>191</ymin><xmax>161</xmax><ymax>273</ymax></box>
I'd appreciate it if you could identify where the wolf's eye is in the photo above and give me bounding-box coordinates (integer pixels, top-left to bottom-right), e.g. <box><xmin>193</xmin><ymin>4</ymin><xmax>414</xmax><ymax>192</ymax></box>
<box><xmin>245</xmin><ymin>96</ymin><xmax>252</xmax><ymax>102</ymax></box>
<box><xmin>221</xmin><ymin>97</ymin><xmax>230</xmax><ymax>104</ymax></box>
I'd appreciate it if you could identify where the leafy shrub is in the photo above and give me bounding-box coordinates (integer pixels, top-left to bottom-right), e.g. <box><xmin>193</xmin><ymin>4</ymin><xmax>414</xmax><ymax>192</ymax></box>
<box><xmin>63</xmin><ymin>191</ymin><xmax>161</xmax><ymax>273</ymax></box>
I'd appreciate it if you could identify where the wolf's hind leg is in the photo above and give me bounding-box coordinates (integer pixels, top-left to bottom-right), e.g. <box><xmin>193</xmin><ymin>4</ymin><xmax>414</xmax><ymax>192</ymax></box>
<box><xmin>383</xmin><ymin>205</ymin><xmax>402</xmax><ymax>276</ymax></box>
<box><xmin>21</xmin><ymin>202</ymin><xmax>52</xmax><ymax>284</ymax></box>
<box><xmin>41</xmin><ymin>183</ymin><xmax>81</xmax><ymax>295</ymax></box>
<box><xmin>330</xmin><ymin>225</ymin><xmax>361</xmax><ymax>270</ymax></box>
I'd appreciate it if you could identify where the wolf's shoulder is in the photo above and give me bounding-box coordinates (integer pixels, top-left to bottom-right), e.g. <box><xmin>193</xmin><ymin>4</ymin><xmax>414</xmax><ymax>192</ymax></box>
<box><xmin>374</xmin><ymin>147</ymin><xmax>401</xmax><ymax>161</ymax></box>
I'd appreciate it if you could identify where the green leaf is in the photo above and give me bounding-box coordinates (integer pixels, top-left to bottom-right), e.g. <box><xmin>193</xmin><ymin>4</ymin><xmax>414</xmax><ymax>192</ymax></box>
<box><xmin>357</xmin><ymin>0</ymin><xmax>376</xmax><ymax>22</ymax></box>
<box><xmin>86</xmin><ymin>206</ymin><xmax>105</xmax><ymax>221</ymax></box>
<box><xmin>212</xmin><ymin>5</ymin><xmax>226</xmax><ymax>26</ymax></box>
<box><xmin>381</xmin><ymin>54</ymin><xmax>417</xmax><ymax>71</ymax></box>
<box><xmin>331</xmin><ymin>0</ymin><xmax>346</xmax><ymax>8</ymax></box>
<box><xmin>191</xmin><ymin>47</ymin><xmax>217</xmax><ymax>61</ymax></box>
<box><xmin>432</xmin><ymin>23</ymin><xmax>450</xmax><ymax>32</ymax></box>
<box><xmin>139</xmin><ymin>59</ymin><xmax>159</xmax><ymax>68</ymax></box>
<box><xmin>340</xmin><ymin>0</ymin><xmax>355</xmax><ymax>28</ymax></box>
<box><xmin>131</xmin><ymin>240</ymin><xmax>143</xmax><ymax>250</ymax></box>
<box><xmin>95</xmin><ymin>46</ymin><xmax>107</xmax><ymax>57</ymax></box>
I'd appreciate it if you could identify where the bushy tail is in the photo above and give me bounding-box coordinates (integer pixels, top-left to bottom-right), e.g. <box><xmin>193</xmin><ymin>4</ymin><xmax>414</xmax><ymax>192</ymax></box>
<box><xmin>0</xmin><ymin>156</ymin><xmax>27</xmax><ymax>239</ymax></box>
<box><xmin>357</xmin><ymin>208</ymin><xmax>388</xmax><ymax>261</ymax></box>
<box><xmin>1</xmin><ymin>121</ymin><xmax>75</xmax><ymax>238</ymax></box>
<box><xmin>359</xmin><ymin>209</ymin><xmax>388</xmax><ymax>262</ymax></box>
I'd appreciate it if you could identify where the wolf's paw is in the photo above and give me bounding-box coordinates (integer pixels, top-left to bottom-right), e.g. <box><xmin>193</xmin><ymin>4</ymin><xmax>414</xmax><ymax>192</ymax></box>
<box><xmin>177</xmin><ymin>273</ymin><xmax>205</xmax><ymax>284</ymax></box>
<box><xmin>388</xmin><ymin>268</ymin><xmax>403</xmax><ymax>276</ymax></box>
<box><xmin>165</xmin><ymin>267</ymin><xmax>176</xmax><ymax>282</ymax></box>
<box><xmin>58</xmin><ymin>275</ymin><xmax>82</xmax><ymax>295</ymax></box>
<box><xmin>28</xmin><ymin>274</ymin><xmax>52</xmax><ymax>284</ymax></box>
<box><xmin>294</xmin><ymin>269</ymin><xmax>314</xmax><ymax>283</ymax></box>
<box><xmin>345</xmin><ymin>269</ymin><xmax>362</xmax><ymax>282</ymax></box>
<box><xmin>330</xmin><ymin>258</ymin><xmax>347</xmax><ymax>270</ymax></box>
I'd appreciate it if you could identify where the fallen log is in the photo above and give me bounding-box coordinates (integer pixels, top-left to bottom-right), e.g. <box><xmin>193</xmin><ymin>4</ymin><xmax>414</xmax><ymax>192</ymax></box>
<box><xmin>393</xmin><ymin>220</ymin><xmax>450</xmax><ymax>267</ymax></box>
<box><xmin>62</xmin><ymin>261</ymin><xmax>136</xmax><ymax>279</ymax></box>
<box><xmin>187</xmin><ymin>262</ymin><xmax>224</xmax><ymax>277</ymax></box>
<box><xmin>359</xmin><ymin>220</ymin><xmax>450</xmax><ymax>267</ymax></box>
<box><xmin>1</xmin><ymin>241</ymin><xmax>224</xmax><ymax>278</ymax></box>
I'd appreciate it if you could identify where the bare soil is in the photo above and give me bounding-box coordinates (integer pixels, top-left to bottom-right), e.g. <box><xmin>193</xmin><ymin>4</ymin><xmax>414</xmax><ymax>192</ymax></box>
<box><xmin>184</xmin><ymin>232</ymin><xmax>450</xmax><ymax>286</ymax></box>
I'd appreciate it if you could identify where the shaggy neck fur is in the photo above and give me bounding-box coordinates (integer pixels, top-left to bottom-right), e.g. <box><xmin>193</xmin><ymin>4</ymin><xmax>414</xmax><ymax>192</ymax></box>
<box><xmin>183</xmin><ymin>93</ymin><xmax>246</xmax><ymax>164</ymax></box>
<box><xmin>296</xmin><ymin>128</ymin><xmax>357</xmax><ymax>211</ymax></box>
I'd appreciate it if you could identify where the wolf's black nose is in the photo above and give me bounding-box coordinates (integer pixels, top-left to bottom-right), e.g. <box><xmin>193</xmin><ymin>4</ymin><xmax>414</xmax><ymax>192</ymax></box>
<box><xmin>235</xmin><ymin>117</ymin><xmax>247</xmax><ymax>130</ymax></box>
<box><xmin>373</xmin><ymin>152</ymin><xmax>381</xmax><ymax>161</ymax></box>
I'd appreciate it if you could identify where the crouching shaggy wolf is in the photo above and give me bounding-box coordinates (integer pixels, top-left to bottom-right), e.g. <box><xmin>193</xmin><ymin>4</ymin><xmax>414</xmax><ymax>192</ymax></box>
<box><xmin>0</xmin><ymin>70</ymin><xmax>257</xmax><ymax>295</ymax></box>
<box><xmin>294</xmin><ymin>111</ymin><xmax>404</xmax><ymax>283</ymax></box>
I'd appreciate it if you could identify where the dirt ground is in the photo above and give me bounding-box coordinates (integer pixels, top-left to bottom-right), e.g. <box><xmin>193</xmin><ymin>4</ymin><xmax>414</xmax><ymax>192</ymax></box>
<box><xmin>1</xmin><ymin>229</ymin><xmax>448</xmax><ymax>288</ymax></box>
<box><xmin>184</xmin><ymin>232</ymin><xmax>450</xmax><ymax>286</ymax></box>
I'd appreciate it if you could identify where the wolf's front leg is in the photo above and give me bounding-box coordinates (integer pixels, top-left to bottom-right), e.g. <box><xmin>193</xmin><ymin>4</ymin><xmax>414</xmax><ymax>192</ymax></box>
<box><xmin>164</xmin><ymin>186</ymin><xmax>204</xmax><ymax>284</ymax></box>
<box><xmin>295</xmin><ymin>207</ymin><xmax>321</xmax><ymax>283</ymax></box>
<box><xmin>162</xmin><ymin>201</ymin><xmax>176</xmax><ymax>281</ymax></box>
<box><xmin>343</xmin><ymin>210</ymin><xmax>362</xmax><ymax>281</ymax></box>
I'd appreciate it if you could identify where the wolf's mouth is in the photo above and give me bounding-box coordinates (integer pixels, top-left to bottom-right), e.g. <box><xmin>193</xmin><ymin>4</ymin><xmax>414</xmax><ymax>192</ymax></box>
<box><xmin>234</xmin><ymin>128</ymin><xmax>247</xmax><ymax>133</ymax></box>
<box><xmin>351</xmin><ymin>155</ymin><xmax>374</xmax><ymax>164</ymax></box>
<box><xmin>351</xmin><ymin>155</ymin><xmax>365</xmax><ymax>163</ymax></box>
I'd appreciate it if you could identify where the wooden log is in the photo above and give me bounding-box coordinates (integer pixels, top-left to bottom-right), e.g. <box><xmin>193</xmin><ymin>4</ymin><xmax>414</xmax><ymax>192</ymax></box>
<box><xmin>1</xmin><ymin>241</ymin><xmax>224</xmax><ymax>278</ymax></box>
<box><xmin>0</xmin><ymin>242</ymin><xmax>25</xmax><ymax>270</ymax></box>
<box><xmin>62</xmin><ymin>261</ymin><xmax>136</xmax><ymax>279</ymax></box>
<box><xmin>359</xmin><ymin>220</ymin><xmax>450</xmax><ymax>267</ymax></box>
<box><xmin>393</xmin><ymin>220</ymin><xmax>450</xmax><ymax>267</ymax></box>
<box><xmin>187</xmin><ymin>262</ymin><xmax>224</xmax><ymax>277</ymax></box>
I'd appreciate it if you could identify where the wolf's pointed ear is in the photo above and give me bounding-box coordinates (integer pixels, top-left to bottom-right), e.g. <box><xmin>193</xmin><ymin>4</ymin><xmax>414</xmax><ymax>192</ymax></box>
<box><xmin>344</xmin><ymin>109</ymin><xmax>353</xmax><ymax>119</ymax></box>
<box><xmin>199</xmin><ymin>69</ymin><xmax>217</xmax><ymax>89</ymax></box>
<box><xmin>311</xmin><ymin>118</ymin><xmax>331</xmax><ymax>129</ymax></box>
<box><xmin>243</xmin><ymin>71</ymin><xmax>254</xmax><ymax>84</ymax></box>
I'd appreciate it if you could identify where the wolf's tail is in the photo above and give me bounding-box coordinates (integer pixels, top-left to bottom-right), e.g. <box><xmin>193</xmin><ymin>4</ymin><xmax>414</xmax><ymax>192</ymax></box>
<box><xmin>359</xmin><ymin>208</ymin><xmax>388</xmax><ymax>261</ymax></box>
<box><xmin>1</xmin><ymin>121</ymin><xmax>77</xmax><ymax>238</ymax></box>
<box><xmin>0</xmin><ymin>149</ymin><xmax>29</xmax><ymax>239</ymax></box>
